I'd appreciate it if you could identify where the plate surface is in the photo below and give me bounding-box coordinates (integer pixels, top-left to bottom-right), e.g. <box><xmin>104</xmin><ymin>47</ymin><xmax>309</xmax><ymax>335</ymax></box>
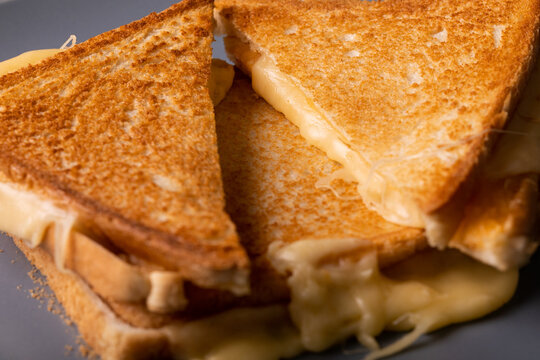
<box><xmin>0</xmin><ymin>1</ymin><xmax>539</xmax><ymax>359</ymax></box>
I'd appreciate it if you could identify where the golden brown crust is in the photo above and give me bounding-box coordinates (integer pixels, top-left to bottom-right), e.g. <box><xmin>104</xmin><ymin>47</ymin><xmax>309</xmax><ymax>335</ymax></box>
<box><xmin>216</xmin><ymin>73</ymin><xmax>427</xmax><ymax>269</ymax></box>
<box><xmin>13</xmin><ymin>236</ymin><xmax>174</xmax><ymax>360</ymax></box>
<box><xmin>449</xmin><ymin>173</ymin><xmax>540</xmax><ymax>270</ymax></box>
<box><xmin>0</xmin><ymin>0</ymin><xmax>249</xmax><ymax>291</ymax></box>
<box><xmin>216</xmin><ymin>0</ymin><xmax>540</xmax><ymax>216</ymax></box>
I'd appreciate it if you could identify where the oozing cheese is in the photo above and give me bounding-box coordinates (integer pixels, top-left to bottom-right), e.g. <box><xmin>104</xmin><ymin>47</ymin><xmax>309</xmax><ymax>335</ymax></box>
<box><xmin>147</xmin><ymin>271</ymin><xmax>187</xmax><ymax>314</ymax></box>
<box><xmin>0</xmin><ymin>181</ymin><xmax>153</xmax><ymax>302</ymax></box>
<box><xmin>73</xmin><ymin>238</ymin><xmax>516</xmax><ymax>360</ymax></box>
<box><xmin>0</xmin><ymin>182</ymin><xmax>75</xmax><ymax>267</ymax></box>
<box><xmin>269</xmin><ymin>238</ymin><xmax>517</xmax><ymax>360</ymax></box>
<box><xmin>251</xmin><ymin>54</ymin><xmax>424</xmax><ymax>227</ymax></box>
<box><xmin>166</xmin><ymin>306</ymin><xmax>303</xmax><ymax>360</ymax></box>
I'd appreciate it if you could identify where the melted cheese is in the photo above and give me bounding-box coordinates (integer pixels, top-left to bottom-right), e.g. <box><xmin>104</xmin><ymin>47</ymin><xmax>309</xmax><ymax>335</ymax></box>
<box><xmin>65</xmin><ymin>236</ymin><xmax>517</xmax><ymax>360</ymax></box>
<box><xmin>0</xmin><ymin>182</ymin><xmax>75</xmax><ymax>254</ymax></box>
<box><xmin>166</xmin><ymin>306</ymin><xmax>303</xmax><ymax>360</ymax></box>
<box><xmin>0</xmin><ymin>181</ymin><xmax>152</xmax><ymax>300</ymax></box>
<box><xmin>209</xmin><ymin>58</ymin><xmax>235</xmax><ymax>106</ymax></box>
<box><xmin>147</xmin><ymin>272</ymin><xmax>187</xmax><ymax>314</ymax></box>
<box><xmin>0</xmin><ymin>49</ymin><xmax>63</xmax><ymax>76</ymax></box>
<box><xmin>269</xmin><ymin>238</ymin><xmax>517</xmax><ymax>360</ymax></box>
<box><xmin>0</xmin><ymin>177</ymin><xmax>183</xmax><ymax>311</ymax></box>
<box><xmin>251</xmin><ymin>54</ymin><xmax>424</xmax><ymax>227</ymax></box>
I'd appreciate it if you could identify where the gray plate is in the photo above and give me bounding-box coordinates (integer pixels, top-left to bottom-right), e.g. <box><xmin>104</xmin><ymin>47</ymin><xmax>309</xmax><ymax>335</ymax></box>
<box><xmin>0</xmin><ymin>1</ymin><xmax>539</xmax><ymax>359</ymax></box>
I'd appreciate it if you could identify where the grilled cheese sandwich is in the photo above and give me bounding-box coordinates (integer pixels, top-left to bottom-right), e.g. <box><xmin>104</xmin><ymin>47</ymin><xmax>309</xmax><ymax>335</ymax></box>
<box><xmin>5</xmin><ymin>80</ymin><xmax>520</xmax><ymax>355</ymax></box>
<box><xmin>1</xmin><ymin>47</ymin><xmax>523</xmax><ymax>358</ymax></box>
<box><xmin>2</xmin><ymin>1</ymin><xmax>539</xmax><ymax>359</ymax></box>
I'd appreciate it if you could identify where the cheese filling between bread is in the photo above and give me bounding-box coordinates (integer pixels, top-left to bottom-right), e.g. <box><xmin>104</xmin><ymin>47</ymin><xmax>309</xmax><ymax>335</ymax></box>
<box><xmin>269</xmin><ymin>238</ymin><xmax>517</xmax><ymax>360</ymax></box>
<box><xmin>246</xmin><ymin>52</ymin><xmax>425</xmax><ymax>228</ymax></box>
<box><xmin>0</xmin><ymin>49</ymin><xmax>63</xmax><ymax>75</ymax></box>
<box><xmin>0</xmin><ymin>182</ymin><xmax>75</xmax><ymax>270</ymax></box>
<box><xmin>0</xmin><ymin>181</ymin><xmax>189</xmax><ymax>310</ymax></box>
<box><xmin>59</xmin><ymin>237</ymin><xmax>516</xmax><ymax>360</ymax></box>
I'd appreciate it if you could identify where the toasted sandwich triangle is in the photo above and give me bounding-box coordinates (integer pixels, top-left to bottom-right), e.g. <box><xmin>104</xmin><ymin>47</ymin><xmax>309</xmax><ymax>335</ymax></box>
<box><xmin>216</xmin><ymin>0</ymin><xmax>540</xmax><ymax>237</ymax></box>
<box><xmin>0</xmin><ymin>0</ymin><xmax>249</xmax><ymax>293</ymax></box>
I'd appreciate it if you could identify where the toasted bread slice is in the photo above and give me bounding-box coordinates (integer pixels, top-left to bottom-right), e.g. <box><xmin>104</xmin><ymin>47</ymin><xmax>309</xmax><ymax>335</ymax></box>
<box><xmin>216</xmin><ymin>73</ymin><xmax>427</xmax><ymax>269</ymax></box>
<box><xmin>0</xmin><ymin>0</ymin><xmax>249</xmax><ymax>294</ymax></box>
<box><xmin>216</xmin><ymin>0</ymin><xmax>540</xmax><ymax>237</ymax></box>
<box><xmin>448</xmin><ymin>173</ymin><xmax>539</xmax><ymax>270</ymax></box>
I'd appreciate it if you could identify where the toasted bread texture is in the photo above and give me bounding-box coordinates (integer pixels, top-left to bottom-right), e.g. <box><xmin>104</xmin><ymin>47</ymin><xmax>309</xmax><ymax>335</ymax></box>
<box><xmin>216</xmin><ymin>73</ymin><xmax>427</xmax><ymax>270</ymax></box>
<box><xmin>449</xmin><ymin>173</ymin><xmax>539</xmax><ymax>270</ymax></box>
<box><xmin>0</xmin><ymin>0</ymin><xmax>249</xmax><ymax>292</ymax></box>
<box><xmin>217</xmin><ymin>0</ymin><xmax>540</xmax><ymax>227</ymax></box>
<box><xmin>13</xmin><ymin>237</ymin><xmax>172</xmax><ymax>360</ymax></box>
<box><xmin>108</xmin><ymin>72</ymin><xmax>427</xmax><ymax>323</ymax></box>
<box><xmin>14</xmin><ymin>72</ymin><xmax>427</xmax><ymax>338</ymax></box>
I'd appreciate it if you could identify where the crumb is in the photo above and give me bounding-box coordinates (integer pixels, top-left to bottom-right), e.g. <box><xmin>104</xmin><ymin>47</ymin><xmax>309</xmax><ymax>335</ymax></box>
<box><xmin>28</xmin><ymin>284</ymin><xmax>48</xmax><ymax>304</ymax></box>
<box><xmin>64</xmin><ymin>317</ymin><xmax>73</xmax><ymax>327</ymax></box>
<box><xmin>79</xmin><ymin>345</ymin><xmax>89</xmax><ymax>357</ymax></box>
<box><xmin>16</xmin><ymin>285</ymin><xmax>22</xmax><ymax>291</ymax></box>
<box><xmin>64</xmin><ymin>345</ymin><xmax>73</xmax><ymax>356</ymax></box>
<box><xmin>0</xmin><ymin>248</ymin><xmax>4</xmax><ymax>253</ymax></box>
<box><xmin>25</xmin><ymin>262</ymin><xmax>79</xmax><ymax>352</ymax></box>
<box><xmin>10</xmin><ymin>259</ymin><xmax>15</xmax><ymax>264</ymax></box>
<box><xmin>47</xmin><ymin>298</ymin><xmax>55</xmax><ymax>312</ymax></box>
<box><xmin>27</xmin><ymin>268</ymin><xmax>46</xmax><ymax>287</ymax></box>
<box><xmin>76</xmin><ymin>337</ymin><xmax>97</xmax><ymax>359</ymax></box>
